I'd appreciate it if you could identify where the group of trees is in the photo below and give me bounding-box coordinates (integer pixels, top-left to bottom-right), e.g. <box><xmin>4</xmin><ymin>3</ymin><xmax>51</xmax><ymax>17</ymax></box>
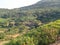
<box><xmin>5</xmin><ymin>19</ymin><xmax>60</xmax><ymax>45</ymax></box>
<box><xmin>0</xmin><ymin>7</ymin><xmax>60</xmax><ymax>45</ymax></box>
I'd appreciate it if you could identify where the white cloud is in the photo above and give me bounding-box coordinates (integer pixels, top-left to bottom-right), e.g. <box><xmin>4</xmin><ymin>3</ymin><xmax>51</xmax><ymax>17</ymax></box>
<box><xmin>0</xmin><ymin>0</ymin><xmax>40</xmax><ymax>9</ymax></box>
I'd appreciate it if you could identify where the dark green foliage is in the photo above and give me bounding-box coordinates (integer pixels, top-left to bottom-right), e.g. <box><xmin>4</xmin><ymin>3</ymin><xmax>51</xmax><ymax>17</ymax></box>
<box><xmin>0</xmin><ymin>33</ymin><xmax>5</xmax><ymax>39</ymax></box>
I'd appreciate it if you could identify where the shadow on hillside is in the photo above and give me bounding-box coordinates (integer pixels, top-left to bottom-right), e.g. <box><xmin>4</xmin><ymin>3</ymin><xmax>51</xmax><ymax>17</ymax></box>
<box><xmin>36</xmin><ymin>11</ymin><xmax>60</xmax><ymax>23</ymax></box>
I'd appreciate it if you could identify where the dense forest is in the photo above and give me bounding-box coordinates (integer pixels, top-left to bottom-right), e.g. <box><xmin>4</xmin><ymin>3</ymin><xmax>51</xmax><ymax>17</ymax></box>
<box><xmin>0</xmin><ymin>0</ymin><xmax>60</xmax><ymax>45</ymax></box>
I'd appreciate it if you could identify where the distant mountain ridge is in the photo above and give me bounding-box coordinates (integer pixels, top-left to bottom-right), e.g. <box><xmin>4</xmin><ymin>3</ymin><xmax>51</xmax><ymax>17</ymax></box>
<box><xmin>20</xmin><ymin>0</ymin><xmax>60</xmax><ymax>10</ymax></box>
<box><xmin>41</xmin><ymin>0</ymin><xmax>60</xmax><ymax>2</ymax></box>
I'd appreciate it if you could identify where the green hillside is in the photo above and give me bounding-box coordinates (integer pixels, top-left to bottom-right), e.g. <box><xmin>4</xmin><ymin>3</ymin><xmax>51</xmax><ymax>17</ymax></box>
<box><xmin>0</xmin><ymin>0</ymin><xmax>60</xmax><ymax>45</ymax></box>
<box><xmin>20</xmin><ymin>0</ymin><xmax>60</xmax><ymax>10</ymax></box>
<box><xmin>5</xmin><ymin>19</ymin><xmax>60</xmax><ymax>45</ymax></box>
<box><xmin>0</xmin><ymin>7</ymin><xmax>60</xmax><ymax>45</ymax></box>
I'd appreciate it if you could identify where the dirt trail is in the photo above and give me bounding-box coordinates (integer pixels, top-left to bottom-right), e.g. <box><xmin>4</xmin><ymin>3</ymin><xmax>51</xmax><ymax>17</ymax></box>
<box><xmin>0</xmin><ymin>41</ymin><xmax>9</xmax><ymax>45</ymax></box>
<box><xmin>50</xmin><ymin>40</ymin><xmax>60</xmax><ymax>45</ymax></box>
<box><xmin>0</xmin><ymin>34</ymin><xmax>19</xmax><ymax>45</ymax></box>
<box><xmin>0</xmin><ymin>31</ymin><xmax>4</xmax><ymax>33</ymax></box>
<box><xmin>0</xmin><ymin>30</ymin><xmax>29</xmax><ymax>45</ymax></box>
<box><xmin>50</xmin><ymin>37</ymin><xmax>60</xmax><ymax>45</ymax></box>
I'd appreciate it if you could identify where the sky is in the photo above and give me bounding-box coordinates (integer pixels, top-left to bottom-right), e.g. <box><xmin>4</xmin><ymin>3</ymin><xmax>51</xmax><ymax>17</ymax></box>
<box><xmin>0</xmin><ymin>0</ymin><xmax>40</xmax><ymax>9</ymax></box>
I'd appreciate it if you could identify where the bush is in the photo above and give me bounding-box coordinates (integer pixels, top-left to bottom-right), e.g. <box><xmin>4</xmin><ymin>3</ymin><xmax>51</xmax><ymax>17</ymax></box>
<box><xmin>0</xmin><ymin>33</ymin><xmax>5</xmax><ymax>39</ymax></box>
<box><xmin>5</xmin><ymin>37</ymin><xmax>37</xmax><ymax>45</ymax></box>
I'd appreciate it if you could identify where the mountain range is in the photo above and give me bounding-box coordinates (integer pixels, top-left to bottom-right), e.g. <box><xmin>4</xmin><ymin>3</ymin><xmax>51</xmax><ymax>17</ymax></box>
<box><xmin>20</xmin><ymin>0</ymin><xmax>60</xmax><ymax>10</ymax></box>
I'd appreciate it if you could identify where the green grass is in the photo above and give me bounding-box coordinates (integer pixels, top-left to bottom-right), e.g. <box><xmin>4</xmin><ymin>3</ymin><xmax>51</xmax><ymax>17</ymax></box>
<box><xmin>0</xmin><ymin>18</ymin><xmax>8</xmax><ymax>23</ymax></box>
<box><xmin>41</xmin><ymin>19</ymin><xmax>60</xmax><ymax>29</ymax></box>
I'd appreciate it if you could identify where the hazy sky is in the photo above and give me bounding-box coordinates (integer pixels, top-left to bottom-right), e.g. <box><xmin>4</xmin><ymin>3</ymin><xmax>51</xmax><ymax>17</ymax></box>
<box><xmin>0</xmin><ymin>0</ymin><xmax>40</xmax><ymax>9</ymax></box>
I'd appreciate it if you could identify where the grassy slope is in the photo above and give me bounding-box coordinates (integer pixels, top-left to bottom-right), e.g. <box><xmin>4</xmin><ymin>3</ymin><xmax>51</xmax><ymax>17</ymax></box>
<box><xmin>41</xmin><ymin>19</ymin><xmax>60</xmax><ymax>34</ymax></box>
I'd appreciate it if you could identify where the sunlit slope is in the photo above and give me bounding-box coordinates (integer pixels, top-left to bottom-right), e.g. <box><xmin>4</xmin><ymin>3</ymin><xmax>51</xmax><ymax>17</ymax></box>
<box><xmin>42</xmin><ymin>20</ymin><xmax>60</xmax><ymax>28</ymax></box>
<box><xmin>41</xmin><ymin>19</ymin><xmax>60</xmax><ymax>34</ymax></box>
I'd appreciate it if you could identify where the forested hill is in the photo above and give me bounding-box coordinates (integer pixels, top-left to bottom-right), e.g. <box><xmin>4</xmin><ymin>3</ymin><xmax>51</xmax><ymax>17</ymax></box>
<box><xmin>0</xmin><ymin>0</ymin><xmax>60</xmax><ymax>45</ymax></box>
<box><xmin>20</xmin><ymin>0</ymin><xmax>60</xmax><ymax>10</ymax></box>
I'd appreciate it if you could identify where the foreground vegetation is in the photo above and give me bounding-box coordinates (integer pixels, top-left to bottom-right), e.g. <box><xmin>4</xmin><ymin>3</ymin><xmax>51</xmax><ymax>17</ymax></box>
<box><xmin>5</xmin><ymin>19</ymin><xmax>60</xmax><ymax>45</ymax></box>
